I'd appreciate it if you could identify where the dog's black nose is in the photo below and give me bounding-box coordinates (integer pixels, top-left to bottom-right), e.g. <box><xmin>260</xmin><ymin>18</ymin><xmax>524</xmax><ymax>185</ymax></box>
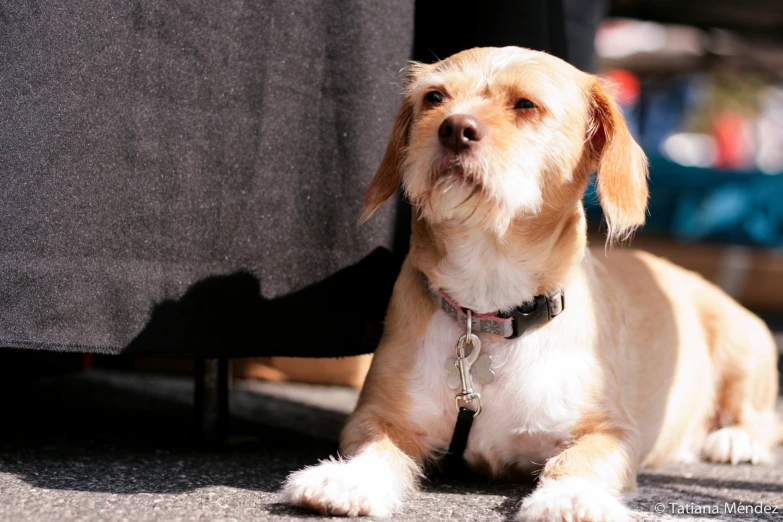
<box><xmin>438</xmin><ymin>115</ymin><xmax>483</xmax><ymax>153</ymax></box>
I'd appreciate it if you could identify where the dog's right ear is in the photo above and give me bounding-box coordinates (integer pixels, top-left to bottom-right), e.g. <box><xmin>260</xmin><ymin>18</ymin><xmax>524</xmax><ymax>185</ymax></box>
<box><xmin>588</xmin><ymin>79</ymin><xmax>649</xmax><ymax>243</ymax></box>
<box><xmin>359</xmin><ymin>98</ymin><xmax>414</xmax><ymax>223</ymax></box>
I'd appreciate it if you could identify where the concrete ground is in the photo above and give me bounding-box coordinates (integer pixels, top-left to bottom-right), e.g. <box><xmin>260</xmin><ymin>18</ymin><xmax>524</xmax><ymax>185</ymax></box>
<box><xmin>0</xmin><ymin>368</ymin><xmax>781</xmax><ymax>522</ymax></box>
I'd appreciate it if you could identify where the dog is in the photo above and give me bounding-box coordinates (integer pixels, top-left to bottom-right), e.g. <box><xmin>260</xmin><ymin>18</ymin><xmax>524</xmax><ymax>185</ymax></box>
<box><xmin>282</xmin><ymin>47</ymin><xmax>781</xmax><ymax>521</ymax></box>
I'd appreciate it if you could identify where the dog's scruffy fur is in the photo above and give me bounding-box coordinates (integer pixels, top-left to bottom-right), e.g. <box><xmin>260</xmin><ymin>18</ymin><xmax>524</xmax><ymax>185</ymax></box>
<box><xmin>283</xmin><ymin>47</ymin><xmax>781</xmax><ymax>521</ymax></box>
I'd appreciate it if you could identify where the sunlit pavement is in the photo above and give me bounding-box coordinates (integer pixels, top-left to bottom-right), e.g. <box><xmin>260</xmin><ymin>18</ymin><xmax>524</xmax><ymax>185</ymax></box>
<box><xmin>0</xmin><ymin>364</ymin><xmax>781</xmax><ymax>522</ymax></box>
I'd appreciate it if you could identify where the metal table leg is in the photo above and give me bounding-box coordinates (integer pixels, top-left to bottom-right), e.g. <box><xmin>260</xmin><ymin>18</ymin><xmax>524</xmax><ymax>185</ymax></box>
<box><xmin>194</xmin><ymin>358</ymin><xmax>231</xmax><ymax>440</ymax></box>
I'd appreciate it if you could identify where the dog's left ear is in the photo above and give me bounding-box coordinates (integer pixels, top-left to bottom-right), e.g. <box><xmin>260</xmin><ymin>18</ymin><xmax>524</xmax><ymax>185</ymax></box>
<box><xmin>360</xmin><ymin>98</ymin><xmax>414</xmax><ymax>223</ymax></box>
<box><xmin>589</xmin><ymin>79</ymin><xmax>649</xmax><ymax>242</ymax></box>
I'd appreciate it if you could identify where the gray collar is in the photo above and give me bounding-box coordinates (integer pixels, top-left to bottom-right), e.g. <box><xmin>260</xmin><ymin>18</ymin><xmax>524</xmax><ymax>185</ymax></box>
<box><xmin>422</xmin><ymin>273</ymin><xmax>564</xmax><ymax>339</ymax></box>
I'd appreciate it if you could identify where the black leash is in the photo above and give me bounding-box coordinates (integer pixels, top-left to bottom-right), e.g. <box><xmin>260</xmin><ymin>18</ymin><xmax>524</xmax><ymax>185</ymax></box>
<box><xmin>442</xmin><ymin>406</ymin><xmax>477</xmax><ymax>476</ymax></box>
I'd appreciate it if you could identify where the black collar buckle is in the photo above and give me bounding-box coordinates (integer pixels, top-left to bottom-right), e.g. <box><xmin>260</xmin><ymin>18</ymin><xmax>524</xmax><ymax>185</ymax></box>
<box><xmin>507</xmin><ymin>292</ymin><xmax>565</xmax><ymax>339</ymax></box>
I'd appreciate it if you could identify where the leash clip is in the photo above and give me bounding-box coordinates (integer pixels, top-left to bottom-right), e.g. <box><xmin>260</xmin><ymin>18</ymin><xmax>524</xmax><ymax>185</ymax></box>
<box><xmin>453</xmin><ymin>310</ymin><xmax>483</xmax><ymax>417</ymax></box>
<box><xmin>455</xmin><ymin>392</ymin><xmax>482</xmax><ymax>417</ymax></box>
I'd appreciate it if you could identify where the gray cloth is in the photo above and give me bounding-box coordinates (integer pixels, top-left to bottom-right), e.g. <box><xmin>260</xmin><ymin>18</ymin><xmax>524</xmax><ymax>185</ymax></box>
<box><xmin>0</xmin><ymin>1</ymin><xmax>413</xmax><ymax>355</ymax></box>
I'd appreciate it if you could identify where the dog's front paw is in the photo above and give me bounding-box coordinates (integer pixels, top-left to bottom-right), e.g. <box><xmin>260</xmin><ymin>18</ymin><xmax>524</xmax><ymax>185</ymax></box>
<box><xmin>516</xmin><ymin>478</ymin><xmax>631</xmax><ymax>522</ymax></box>
<box><xmin>701</xmin><ymin>427</ymin><xmax>773</xmax><ymax>465</ymax></box>
<box><xmin>282</xmin><ymin>457</ymin><xmax>403</xmax><ymax>517</ymax></box>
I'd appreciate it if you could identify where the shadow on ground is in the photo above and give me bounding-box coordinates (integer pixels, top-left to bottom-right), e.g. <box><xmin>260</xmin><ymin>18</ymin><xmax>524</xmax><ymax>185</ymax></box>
<box><xmin>0</xmin><ymin>371</ymin><xmax>331</xmax><ymax>496</ymax></box>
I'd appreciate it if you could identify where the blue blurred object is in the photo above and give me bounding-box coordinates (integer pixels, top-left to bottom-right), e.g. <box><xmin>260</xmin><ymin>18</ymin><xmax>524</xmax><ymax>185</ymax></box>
<box><xmin>637</xmin><ymin>76</ymin><xmax>704</xmax><ymax>152</ymax></box>
<box><xmin>585</xmin><ymin>155</ymin><xmax>783</xmax><ymax>247</ymax></box>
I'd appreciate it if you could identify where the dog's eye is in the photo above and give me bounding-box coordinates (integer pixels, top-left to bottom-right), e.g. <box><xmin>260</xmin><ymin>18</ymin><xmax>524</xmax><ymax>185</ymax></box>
<box><xmin>514</xmin><ymin>98</ymin><xmax>536</xmax><ymax>110</ymax></box>
<box><xmin>425</xmin><ymin>91</ymin><xmax>445</xmax><ymax>105</ymax></box>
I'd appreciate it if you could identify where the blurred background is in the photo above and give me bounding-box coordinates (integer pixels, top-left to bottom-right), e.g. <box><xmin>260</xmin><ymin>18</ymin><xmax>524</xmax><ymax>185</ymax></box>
<box><xmin>587</xmin><ymin>0</ymin><xmax>783</xmax><ymax>326</ymax></box>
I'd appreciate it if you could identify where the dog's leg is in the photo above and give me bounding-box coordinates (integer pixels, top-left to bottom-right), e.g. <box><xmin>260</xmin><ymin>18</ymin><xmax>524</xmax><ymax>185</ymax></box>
<box><xmin>700</xmin><ymin>306</ymin><xmax>779</xmax><ymax>465</ymax></box>
<box><xmin>282</xmin><ymin>432</ymin><xmax>421</xmax><ymax>517</ymax></box>
<box><xmin>282</xmin><ymin>387</ymin><xmax>428</xmax><ymax>517</ymax></box>
<box><xmin>516</xmin><ymin>429</ymin><xmax>638</xmax><ymax>522</ymax></box>
<box><xmin>283</xmin><ymin>258</ymin><xmax>433</xmax><ymax>517</ymax></box>
<box><xmin>702</xmin><ymin>424</ymin><xmax>775</xmax><ymax>465</ymax></box>
<box><xmin>282</xmin><ymin>373</ymin><xmax>427</xmax><ymax>517</ymax></box>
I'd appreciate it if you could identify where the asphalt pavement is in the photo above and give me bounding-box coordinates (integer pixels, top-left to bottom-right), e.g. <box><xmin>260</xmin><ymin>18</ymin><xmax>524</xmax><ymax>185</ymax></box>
<box><xmin>0</xmin><ymin>365</ymin><xmax>781</xmax><ymax>522</ymax></box>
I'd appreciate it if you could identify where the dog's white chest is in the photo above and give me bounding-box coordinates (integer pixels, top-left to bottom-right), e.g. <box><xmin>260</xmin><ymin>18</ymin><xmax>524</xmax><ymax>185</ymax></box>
<box><xmin>406</xmin><ymin>310</ymin><xmax>592</xmax><ymax>474</ymax></box>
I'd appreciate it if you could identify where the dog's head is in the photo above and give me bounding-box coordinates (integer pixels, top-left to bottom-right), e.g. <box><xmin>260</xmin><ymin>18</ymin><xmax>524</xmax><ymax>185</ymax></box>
<box><xmin>361</xmin><ymin>47</ymin><xmax>648</xmax><ymax>242</ymax></box>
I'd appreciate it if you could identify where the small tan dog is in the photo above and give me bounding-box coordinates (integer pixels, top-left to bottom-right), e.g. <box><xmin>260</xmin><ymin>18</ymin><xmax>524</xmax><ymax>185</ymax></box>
<box><xmin>283</xmin><ymin>47</ymin><xmax>780</xmax><ymax>521</ymax></box>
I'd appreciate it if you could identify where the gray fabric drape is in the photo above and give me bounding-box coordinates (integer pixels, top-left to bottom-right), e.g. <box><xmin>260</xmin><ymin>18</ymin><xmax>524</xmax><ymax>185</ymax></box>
<box><xmin>0</xmin><ymin>0</ymin><xmax>413</xmax><ymax>355</ymax></box>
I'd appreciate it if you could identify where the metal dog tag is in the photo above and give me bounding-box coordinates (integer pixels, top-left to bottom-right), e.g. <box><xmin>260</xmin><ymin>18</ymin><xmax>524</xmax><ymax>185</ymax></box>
<box><xmin>445</xmin><ymin>358</ymin><xmax>462</xmax><ymax>389</ymax></box>
<box><xmin>445</xmin><ymin>353</ymin><xmax>494</xmax><ymax>389</ymax></box>
<box><xmin>472</xmin><ymin>354</ymin><xmax>495</xmax><ymax>384</ymax></box>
